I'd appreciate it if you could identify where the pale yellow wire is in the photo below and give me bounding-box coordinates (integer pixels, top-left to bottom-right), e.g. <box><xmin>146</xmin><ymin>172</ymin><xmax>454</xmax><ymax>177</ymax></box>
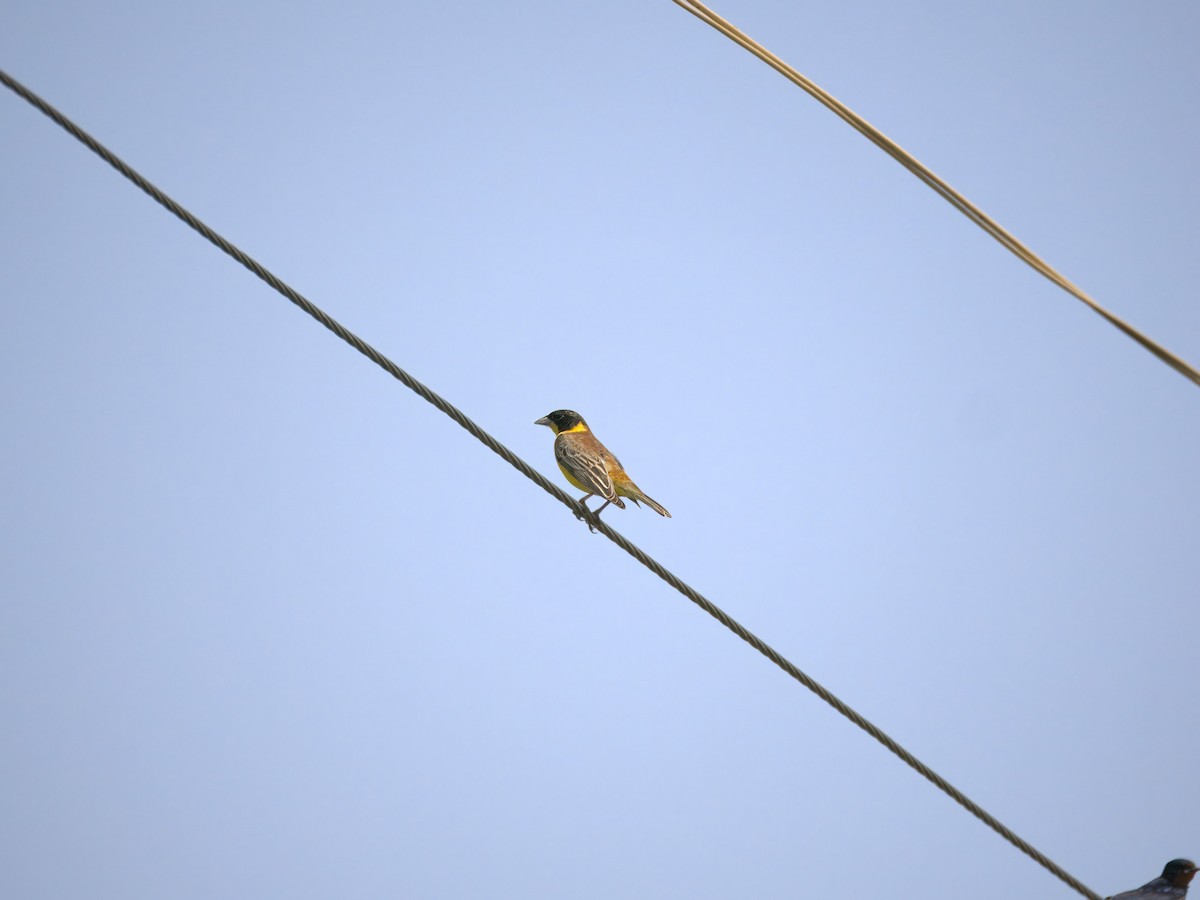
<box><xmin>671</xmin><ymin>0</ymin><xmax>1200</xmax><ymax>388</ymax></box>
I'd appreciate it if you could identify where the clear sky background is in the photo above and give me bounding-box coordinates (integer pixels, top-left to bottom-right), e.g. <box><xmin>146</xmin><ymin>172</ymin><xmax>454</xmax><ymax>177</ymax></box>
<box><xmin>2</xmin><ymin>2</ymin><xmax>1197</xmax><ymax>898</ymax></box>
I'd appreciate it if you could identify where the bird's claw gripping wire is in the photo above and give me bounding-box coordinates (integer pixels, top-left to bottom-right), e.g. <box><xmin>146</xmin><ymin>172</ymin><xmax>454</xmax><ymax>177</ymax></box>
<box><xmin>572</xmin><ymin>505</ymin><xmax>601</xmax><ymax>533</ymax></box>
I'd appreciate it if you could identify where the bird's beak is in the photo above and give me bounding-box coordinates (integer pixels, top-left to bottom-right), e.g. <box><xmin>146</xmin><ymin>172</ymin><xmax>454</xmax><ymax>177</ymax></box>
<box><xmin>534</xmin><ymin>416</ymin><xmax>550</xmax><ymax>427</ymax></box>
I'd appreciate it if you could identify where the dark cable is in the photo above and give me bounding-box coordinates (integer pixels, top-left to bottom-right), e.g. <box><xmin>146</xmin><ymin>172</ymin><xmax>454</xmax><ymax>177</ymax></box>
<box><xmin>1</xmin><ymin>67</ymin><xmax>1101</xmax><ymax>900</ymax></box>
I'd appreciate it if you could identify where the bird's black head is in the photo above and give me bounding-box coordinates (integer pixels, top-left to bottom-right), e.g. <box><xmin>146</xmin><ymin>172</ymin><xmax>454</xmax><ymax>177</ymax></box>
<box><xmin>534</xmin><ymin>409</ymin><xmax>586</xmax><ymax>435</ymax></box>
<box><xmin>1163</xmin><ymin>860</ymin><xmax>1198</xmax><ymax>887</ymax></box>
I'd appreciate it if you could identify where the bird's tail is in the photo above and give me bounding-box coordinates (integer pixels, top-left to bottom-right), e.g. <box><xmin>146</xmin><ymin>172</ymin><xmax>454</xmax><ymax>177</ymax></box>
<box><xmin>621</xmin><ymin>484</ymin><xmax>671</xmax><ymax>518</ymax></box>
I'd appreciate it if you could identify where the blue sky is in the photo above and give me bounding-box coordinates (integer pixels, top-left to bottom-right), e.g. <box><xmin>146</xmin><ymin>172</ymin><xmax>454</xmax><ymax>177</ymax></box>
<box><xmin>2</xmin><ymin>2</ymin><xmax>1197</xmax><ymax>898</ymax></box>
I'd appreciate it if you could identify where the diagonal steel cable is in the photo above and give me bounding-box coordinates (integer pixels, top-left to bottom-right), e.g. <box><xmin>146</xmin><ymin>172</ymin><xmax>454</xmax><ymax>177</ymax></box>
<box><xmin>1</xmin><ymin>67</ymin><xmax>1101</xmax><ymax>900</ymax></box>
<box><xmin>671</xmin><ymin>0</ymin><xmax>1200</xmax><ymax>390</ymax></box>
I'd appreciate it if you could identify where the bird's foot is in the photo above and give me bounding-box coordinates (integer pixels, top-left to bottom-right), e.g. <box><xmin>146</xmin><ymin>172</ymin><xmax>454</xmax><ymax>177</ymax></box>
<box><xmin>572</xmin><ymin>507</ymin><xmax>601</xmax><ymax>533</ymax></box>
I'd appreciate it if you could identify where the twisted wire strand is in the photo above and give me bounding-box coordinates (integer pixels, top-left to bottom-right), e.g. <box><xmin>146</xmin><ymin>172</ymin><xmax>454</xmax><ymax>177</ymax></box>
<box><xmin>0</xmin><ymin>68</ymin><xmax>568</xmax><ymax>505</ymax></box>
<box><xmin>1</xmin><ymin>67</ymin><xmax>1101</xmax><ymax>900</ymax></box>
<box><xmin>671</xmin><ymin>0</ymin><xmax>1200</xmax><ymax>390</ymax></box>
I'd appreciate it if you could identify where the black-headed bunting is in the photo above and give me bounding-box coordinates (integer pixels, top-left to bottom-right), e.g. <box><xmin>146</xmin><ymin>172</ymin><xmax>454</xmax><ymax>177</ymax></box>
<box><xmin>535</xmin><ymin>409</ymin><xmax>670</xmax><ymax>530</ymax></box>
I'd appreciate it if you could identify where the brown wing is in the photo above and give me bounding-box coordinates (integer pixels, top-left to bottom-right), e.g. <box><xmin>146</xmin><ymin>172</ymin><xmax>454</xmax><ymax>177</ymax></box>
<box><xmin>555</xmin><ymin>434</ymin><xmax>618</xmax><ymax>500</ymax></box>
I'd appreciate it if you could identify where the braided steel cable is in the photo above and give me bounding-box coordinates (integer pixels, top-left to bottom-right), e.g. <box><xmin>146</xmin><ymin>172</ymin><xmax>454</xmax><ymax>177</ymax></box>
<box><xmin>2</xmin><ymin>67</ymin><xmax>1100</xmax><ymax>900</ymax></box>
<box><xmin>671</xmin><ymin>0</ymin><xmax>1200</xmax><ymax>391</ymax></box>
<box><xmin>0</xmin><ymin>68</ymin><xmax>569</xmax><ymax>506</ymax></box>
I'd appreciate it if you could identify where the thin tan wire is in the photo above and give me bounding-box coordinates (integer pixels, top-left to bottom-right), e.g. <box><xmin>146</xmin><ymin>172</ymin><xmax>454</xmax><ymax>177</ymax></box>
<box><xmin>671</xmin><ymin>0</ymin><xmax>1200</xmax><ymax>388</ymax></box>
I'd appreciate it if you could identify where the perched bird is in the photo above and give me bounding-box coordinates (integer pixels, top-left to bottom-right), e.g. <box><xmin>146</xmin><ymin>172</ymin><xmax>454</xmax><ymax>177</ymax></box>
<box><xmin>1110</xmin><ymin>859</ymin><xmax>1198</xmax><ymax>899</ymax></box>
<box><xmin>534</xmin><ymin>409</ymin><xmax>670</xmax><ymax>526</ymax></box>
